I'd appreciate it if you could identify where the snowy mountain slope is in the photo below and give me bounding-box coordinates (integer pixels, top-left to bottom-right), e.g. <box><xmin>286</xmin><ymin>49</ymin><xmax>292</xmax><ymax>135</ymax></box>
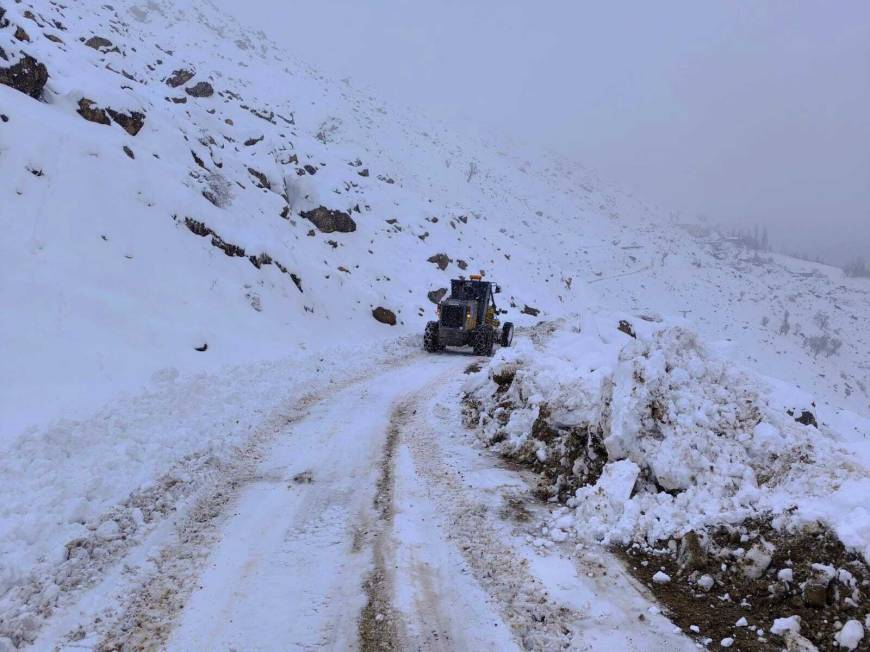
<box><xmin>2</xmin><ymin>0</ymin><xmax>868</xmax><ymax>438</ymax></box>
<box><xmin>2</xmin><ymin>0</ymin><xmax>869</xmax><ymax>648</ymax></box>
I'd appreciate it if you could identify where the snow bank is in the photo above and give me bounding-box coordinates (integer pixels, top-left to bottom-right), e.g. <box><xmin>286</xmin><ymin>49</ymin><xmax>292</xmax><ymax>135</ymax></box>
<box><xmin>465</xmin><ymin>315</ymin><xmax>870</xmax><ymax>556</ymax></box>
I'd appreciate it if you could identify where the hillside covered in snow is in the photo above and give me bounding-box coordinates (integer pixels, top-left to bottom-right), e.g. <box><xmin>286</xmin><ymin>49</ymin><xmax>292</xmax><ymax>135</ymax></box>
<box><xmin>1</xmin><ymin>0</ymin><xmax>869</xmax><ymax>649</ymax></box>
<box><xmin>2</xmin><ymin>0</ymin><xmax>868</xmax><ymax>433</ymax></box>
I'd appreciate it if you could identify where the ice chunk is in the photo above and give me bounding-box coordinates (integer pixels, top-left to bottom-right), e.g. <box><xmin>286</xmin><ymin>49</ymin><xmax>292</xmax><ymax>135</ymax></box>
<box><xmin>770</xmin><ymin>615</ymin><xmax>800</xmax><ymax>636</ymax></box>
<box><xmin>835</xmin><ymin>620</ymin><xmax>864</xmax><ymax>651</ymax></box>
<box><xmin>96</xmin><ymin>519</ymin><xmax>120</xmax><ymax>540</ymax></box>
<box><xmin>598</xmin><ymin>459</ymin><xmax>640</xmax><ymax>503</ymax></box>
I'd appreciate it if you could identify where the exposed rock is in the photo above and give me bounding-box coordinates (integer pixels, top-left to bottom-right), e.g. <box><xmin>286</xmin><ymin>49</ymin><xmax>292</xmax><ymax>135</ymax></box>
<box><xmin>248</xmin><ymin>107</ymin><xmax>275</xmax><ymax>123</ymax></box>
<box><xmin>427</xmin><ymin>253</ymin><xmax>451</xmax><ymax>270</ymax></box>
<box><xmin>190</xmin><ymin>150</ymin><xmax>206</xmax><ymax>169</ymax></box>
<box><xmin>457</xmin><ymin>259</ymin><xmax>468</xmax><ymax>270</ymax></box>
<box><xmin>244</xmin><ymin>135</ymin><xmax>264</xmax><ymax>147</ymax></box>
<box><xmin>301</xmin><ymin>206</ymin><xmax>356</xmax><ymax>234</ymax></box>
<box><xmin>14</xmin><ymin>26</ymin><xmax>30</xmax><ymax>42</ymax></box>
<box><xmin>185</xmin><ymin>81</ymin><xmax>214</xmax><ymax>98</ymax></box>
<box><xmin>802</xmin><ymin>581</ymin><xmax>828</xmax><ymax>608</ymax></box>
<box><xmin>211</xmin><ymin>234</ymin><xmax>245</xmax><ymax>257</ymax></box>
<box><xmin>492</xmin><ymin>366</ymin><xmax>516</xmax><ymax>388</ymax></box>
<box><xmin>358</xmin><ymin>168</ymin><xmax>369</xmax><ymax>177</ymax></box>
<box><xmin>165</xmin><ymin>68</ymin><xmax>194</xmax><ymax>87</ymax></box>
<box><xmin>84</xmin><ymin>35</ymin><xmax>114</xmax><ymax>51</ymax></box>
<box><xmin>802</xmin><ymin>568</ymin><xmax>833</xmax><ymax>608</ymax></box>
<box><xmin>677</xmin><ymin>531</ymin><xmax>707</xmax><ymax>572</ymax></box>
<box><xmin>77</xmin><ymin>98</ymin><xmax>110</xmax><ymax>125</ymax></box>
<box><xmin>123</xmin><ymin>145</ymin><xmax>134</xmax><ymax>159</ymax></box>
<box><xmin>106</xmin><ymin>108</ymin><xmax>145</xmax><ymax>136</ymax></box>
<box><xmin>194</xmin><ymin>343</ymin><xmax>208</xmax><ymax>352</ymax></box>
<box><xmin>521</xmin><ymin>305</ymin><xmax>540</xmax><ymax>317</ymax></box>
<box><xmin>45</xmin><ymin>34</ymin><xmax>64</xmax><ymax>44</ymax></box>
<box><xmin>184</xmin><ymin>217</ymin><xmax>211</xmax><ymax>237</ymax></box>
<box><xmin>427</xmin><ymin>288</ymin><xmax>447</xmax><ymax>304</ymax></box>
<box><xmin>618</xmin><ymin>319</ymin><xmax>637</xmax><ymax>338</ymax></box>
<box><xmin>247</xmin><ymin>167</ymin><xmax>270</xmax><ymax>190</ymax></box>
<box><xmin>795</xmin><ymin>410</ymin><xmax>818</xmax><ymax>428</ymax></box>
<box><xmin>0</xmin><ymin>55</ymin><xmax>49</xmax><ymax>98</ymax></box>
<box><xmin>248</xmin><ymin>252</ymin><xmax>272</xmax><ymax>269</ymax></box>
<box><xmin>372</xmin><ymin>307</ymin><xmax>396</xmax><ymax>326</ymax></box>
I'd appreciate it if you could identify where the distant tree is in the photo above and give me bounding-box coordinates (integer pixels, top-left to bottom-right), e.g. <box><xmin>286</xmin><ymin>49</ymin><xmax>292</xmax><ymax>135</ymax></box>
<box><xmin>844</xmin><ymin>258</ymin><xmax>870</xmax><ymax>278</ymax></box>
<box><xmin>779</xmin><ymin>310</ymin><xmax>791</xmax><ymax>336</ymax></box>
<box><xmin>466</xmin><ymin>161</ymin><xmax>479</xmax><ymax>183</ymax></box>
<box><xmin>732</xmin><ymin>224</ymin><xmax>771</xmax><ymax>252</ymax></box>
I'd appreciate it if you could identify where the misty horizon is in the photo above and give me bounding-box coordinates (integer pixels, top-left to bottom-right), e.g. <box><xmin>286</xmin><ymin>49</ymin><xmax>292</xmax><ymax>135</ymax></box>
<box><xmin>215</xmin><ymin>0</ymin><xmax>869</xmax><ymax>267</ymax></box>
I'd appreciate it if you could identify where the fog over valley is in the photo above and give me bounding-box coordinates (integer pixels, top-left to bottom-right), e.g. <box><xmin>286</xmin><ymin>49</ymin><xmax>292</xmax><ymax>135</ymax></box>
<box><xmin>219</xmin><ymin>0</ymin><xmax>870</xmax><ymax>267</ymax></box>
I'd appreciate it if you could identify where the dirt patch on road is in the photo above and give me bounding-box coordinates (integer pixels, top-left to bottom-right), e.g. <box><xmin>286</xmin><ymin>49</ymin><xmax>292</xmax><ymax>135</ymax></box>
<box><xmin>620</xmin><ymin>518</ymin><xmax>870</xmax><ymax>650</ymax></box>
<box><xmin>358</xmin><ymin>403</ymin><xmax>407</xmax><ymax>651</ymax></box>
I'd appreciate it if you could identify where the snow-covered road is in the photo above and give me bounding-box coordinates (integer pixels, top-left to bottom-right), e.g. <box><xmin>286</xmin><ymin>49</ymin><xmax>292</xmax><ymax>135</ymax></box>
<box><xmin>29</xmin><ymin>350</ymin><xmax>692</xmax><ymax>651</ymax></box>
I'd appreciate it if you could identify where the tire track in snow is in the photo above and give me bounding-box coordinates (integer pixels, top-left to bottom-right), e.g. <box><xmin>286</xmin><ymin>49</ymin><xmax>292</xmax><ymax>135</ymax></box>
<box><xmin>47</xmin><ymin>349</ymin><xmax>427</xmax><ymax>651</ymax></box>
<box><xmin>400</xmin><ymin>377</ymin><xmax>581</xmax><ymax>651</ymax></box>
<box><xmin>94</xmin><ymin>397</ymin><xmax>320</xmax><ymax>652</ymax></box>
<box><xmin>358</xmin><ymin>400</ymin><xmax>407</xmax><ymax>652</ymax></box>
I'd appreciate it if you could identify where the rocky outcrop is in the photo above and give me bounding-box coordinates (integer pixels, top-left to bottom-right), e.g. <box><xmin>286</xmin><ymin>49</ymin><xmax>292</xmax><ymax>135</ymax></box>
<box><xmin>372</xmin><ymin>307</ymin><xmax>396</xmax><ymax>326</ymax></box>
<box><xmin>77</xmin><ymin>99</ymin><xmax>145</xmax><ymax>135</ymax></box>
<box><xmin>77</xmin><ymin>98</ymin><xmax>110</xmax><ymax>125</ymax></box>
<box><xmin>83</xmin><ymin>36</ymin><xmax>115</xmax><ymax>51</ymax></box>
<box><xmin>0</xmin><ymin>55</ymin><xmax>48</xmax><ymax>98</ymax></box>
<box><xmin>301</xmin><ymin>207</ymin><xmax>356</xmax><ymax>233</ymax></box>
<box><xmin>795</xmin><ymin>410</ymin><xmax>818</xmax><ymax>428</ymax></box>
<box><xmin>521</xmin><ymin>305</ymin><xmax>540</xmax><ymax>317</ymax></box>
<box><xmin>185</xmin><ymin>81</ymin><xmax>214</xmax><ymax>98</ymax></box>
<box><xmin>247</xmin><ymin>167</ymin><xmax>270</xmax><ymax>190</ymax></box>
<box><xmin>106</xmin><ymin>108</ymin><xmax>145</xmax><ymax>136</ymax></box>
<box><xmin>617</xmin><ymin>320</ymin><xmax>636</xmax><ymax>338</ymax></box>
<box><xmin>166</xmin><ymin>68</ymin><xmax>195</xmax><ymax>87</ymax></box>
<box><xmin>181</xmin><ymin>217</ymin><xmax>302</xmax><ymax>293</ymax></box>
<box><xmin>427</xmin><ymin>253</ymin><xmax>451</xmax><ymax>270</ymax></box>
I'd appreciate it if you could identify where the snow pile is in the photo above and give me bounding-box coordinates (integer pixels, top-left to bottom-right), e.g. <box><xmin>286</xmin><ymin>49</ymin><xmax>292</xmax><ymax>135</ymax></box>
<box><xmin>465</xmin><ymin>316</ymin><xmax>870</xmax><ymax>555</ymax></box>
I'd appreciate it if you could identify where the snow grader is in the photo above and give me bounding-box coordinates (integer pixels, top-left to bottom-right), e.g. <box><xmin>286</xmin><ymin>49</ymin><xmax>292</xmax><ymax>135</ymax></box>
<box><xmin>424</xmin><ymin>275</ymin><xmax>513</xmax><ymax>356</ymax></box>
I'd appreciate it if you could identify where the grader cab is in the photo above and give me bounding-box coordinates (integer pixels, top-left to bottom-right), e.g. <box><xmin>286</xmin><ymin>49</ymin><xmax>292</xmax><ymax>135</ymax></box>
<box><xmin>423</xmin><ymin>275</ymin><xmax>514</xmax><ymax>356</ymax></box>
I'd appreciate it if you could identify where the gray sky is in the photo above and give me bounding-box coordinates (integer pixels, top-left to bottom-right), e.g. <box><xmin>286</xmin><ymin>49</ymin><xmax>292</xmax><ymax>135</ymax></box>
<box><xmin>216</xmin><ymin>0</ymin><xmax>870</xmax><ymax>265</ymax></box>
